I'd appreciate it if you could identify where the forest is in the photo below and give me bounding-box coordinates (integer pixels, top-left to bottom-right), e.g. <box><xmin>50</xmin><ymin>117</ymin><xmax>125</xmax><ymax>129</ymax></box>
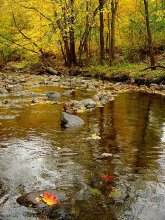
<box><xmin>0</xmin><ymin>1</ymin><xmax>165</xmax><ymax>220</ymax></box>
<box><xmin>0</xmin><ymin>0</ymin><xmax>164</xmax><ymax>77</ymax></box>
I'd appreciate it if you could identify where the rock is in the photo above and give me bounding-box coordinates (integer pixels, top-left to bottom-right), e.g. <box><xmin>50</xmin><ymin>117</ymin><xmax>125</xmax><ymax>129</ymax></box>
<box><xmin>63</xmin><ymin>90</ymin><xmax>75</xmax><ymax>96</ymax></box>
<box><xmin>150</xmin><ymin>83</ymin><xmax>158</xmax><ymax>88</ymax></box>
<box><xmin>61</xmin><ymin>112</ymin><xmax>84</xmax><ymax>128</ymax></box>
<box><xmin>0</xmin><ymin>180</ymin><xmax>5</xmax><ymax>197</ymax></box>
<box><xmin>17</xmin><ymin>189</ymin><xmax>66</xmax><ymax>209</ymax></box>
<box><xmin>20</xmin><ymin>78</ymin><xmax>26</xmax><ymax>83</ymax></box>
<box><xmin>47</xmin><ymin>67</ymin><xmax>59</xmax><ymax>75</ymax></box>
<box><xmin>98</xmin><ymin>91</ymin><xmax>112</xmax><ymax>104</ymax></box>
<box><xmin>92</xmin><ymin>95</ymin><xmax>100</xmax><ymax>102</ymax></box>
<box><xmin>47</xmin><ymin>91</ymin><xmax>61</xmax><ymax>99</ymax></box>
<box><xmin>51</xmin><ymin>76</ymin><xmax>61</xmax><ymax>82</ymax></box>
<box><xmin>0</xmin><ymin>88</ymin><xmax>8</xmax><ymax>94</ymax></box>
<box><xmin>76</xmin><ymin>99</ymin><xmax>96</xmax><ymax>109</ymax></box>
<box><xmin>157</xmin><ymin>85</ymin><xmax>165</xmax><ymax>91</ymax></box>
<box><xmin>97</xmin><ymin>153</ymin><xmax>112</xmax><ymax>160</ymax></box>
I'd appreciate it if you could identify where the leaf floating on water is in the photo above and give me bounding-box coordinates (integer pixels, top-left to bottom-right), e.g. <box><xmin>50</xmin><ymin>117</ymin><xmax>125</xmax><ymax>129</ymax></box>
<box><xmin>102</xmin><ymin>174</ymin><xmax>115</xmax><ymax>182</ymax></box>
<box><xmin>41</xmin><ymin>192</ymin><xmax>59</xmax><ymax>206</ymax></box>
<box><xmin>91</xmin><ymin>188</ymin><xmax>102</xmax><ymax>196</ymax></box>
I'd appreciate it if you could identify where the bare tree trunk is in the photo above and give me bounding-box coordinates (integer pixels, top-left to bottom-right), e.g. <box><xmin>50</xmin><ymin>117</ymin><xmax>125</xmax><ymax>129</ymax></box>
<box><xmin>99</xmin><ymin>0</ymin><xmax>105</xmax><ymax>64</ymax></box>
<box><xmin>69</xmin><ymin>0</ymin><xmax>77</xmax><ymax>66</ymax></box>
<box><xmin>110</xmin><ymin>0</ymin><xmax>119</xmax><ymax>66</ymax></box>
<box><xmin>143</xmin><ymin>0</ymin><xmax>156</xmax><ymax>70</ymax></box>
<box><xmin>107</xmin><ymin>10</ymin><xmax>111</xmax><ymax>53</ymax></box>
<box><xmin>56</xmin><ymin>7</ymin><xmax>71</xmax><ymax>67</ymax></box>
<box><xmin>84</xmin><ymin>0</ymin><xmax>90</xmax><ymax>64</ymax></box>
<box><xmin>78</xmin><ymin>0</ymin><xmax>108</xmax><ymax>65</ymax></box>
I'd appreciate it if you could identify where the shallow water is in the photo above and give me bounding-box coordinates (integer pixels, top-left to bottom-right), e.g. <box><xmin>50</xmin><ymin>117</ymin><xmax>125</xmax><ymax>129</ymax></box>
<box><xmin>0</xmin><ymin>77</ymin><xmax>165</xmax><ymax>220</ymax></box>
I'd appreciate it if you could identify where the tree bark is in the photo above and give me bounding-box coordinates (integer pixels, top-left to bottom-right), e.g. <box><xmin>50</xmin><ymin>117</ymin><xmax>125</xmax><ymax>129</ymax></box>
<box><xmin>143</xmin><ymin>0</ymin><xmax>156</xmax><ymax>70</ymax></box>
<box><xmin>110</xmin><ymin>0</ymin><xmax>119</xmax><ymax>66</ymax></box>
<box><xmin>99</xmin><ymin>0</ymin><xmax>105</xmax><ymax>64</ymax></box>
<box><xmin>84</xmin><ymin>0</ymin><xmax>90</xmax><ymax>64</ymax></box>
<box><xmin>69</xmin><ymin>0</ymin><xmax>77</xmax><ymax>66</ymax></box>
<box><xmin>78</xmin><ymin>0</ymin><xmax>108</xmax><ymax>65</ymax></box>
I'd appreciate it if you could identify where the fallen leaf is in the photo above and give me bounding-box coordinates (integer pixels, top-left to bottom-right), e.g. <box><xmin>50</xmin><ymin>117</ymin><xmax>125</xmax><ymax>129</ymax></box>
<box><xmin>91</xmin><ymin>188</ymin><xmax>102</xmax><ymax>196</ymax></box>
<box><xmin>102</xmin><ymin>174</ymin><xmax>115</xmax><ymax>182</ymax></box>
<box><xmin>42</xmin><ymin>192</ymin><xmax>59</xmax><ymax>206</ymax></box>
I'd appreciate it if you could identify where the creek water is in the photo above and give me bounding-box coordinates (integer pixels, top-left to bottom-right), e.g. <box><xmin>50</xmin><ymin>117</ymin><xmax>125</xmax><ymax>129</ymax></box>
<box><xmin>0</xmin><ymin>76</ymin><xmax>165</xmax><ymax>220</ymax></box>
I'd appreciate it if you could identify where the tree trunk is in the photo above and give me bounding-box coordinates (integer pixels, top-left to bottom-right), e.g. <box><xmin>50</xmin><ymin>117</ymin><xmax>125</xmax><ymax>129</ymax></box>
<box><xmin>84</xmin><ymin>0</ymin><xmax>90</xmax><ymax>64</ymax></box>
<box><xmin>143</xmin><ymin>0</ymin><xmax>156</xmax><ymax>70</ymax></box>
<box><xmin>69</xmin><ymin>0</ymin><xmax>77</xmax><ymax>66</ymax></box>
<box><xmin>99</xmin><ymin>0</ymin><xmax>105</xmax><ymax>64</ymax></box>
<box><xmin>107</xmin><ymin>10</ymin><xmax>111</xmax><ymax>53</ymax></box>
<box><xmin>110</xmin><ymin>0</ymin><xmax>119</xmax><ymax>66</ymax></box>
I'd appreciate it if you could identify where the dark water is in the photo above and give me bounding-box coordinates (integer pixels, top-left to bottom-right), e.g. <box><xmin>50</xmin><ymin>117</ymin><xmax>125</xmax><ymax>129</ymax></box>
<box><xmin>0</xmin><ymin>81</ymin><xmax>165</xmax><ymax>220</ymax></box>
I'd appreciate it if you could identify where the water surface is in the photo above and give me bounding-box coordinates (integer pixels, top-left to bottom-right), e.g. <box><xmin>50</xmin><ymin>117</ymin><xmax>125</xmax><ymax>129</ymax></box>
<box><xmin>0</xmin><ymin>79</ymin><xmax>165</xmax><ymax>220</ymax></box>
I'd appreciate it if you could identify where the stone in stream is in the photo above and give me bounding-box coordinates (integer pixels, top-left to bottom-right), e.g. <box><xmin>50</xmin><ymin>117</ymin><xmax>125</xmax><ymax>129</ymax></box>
<box><xmin>0</xmin><ymin>88</ymin><xmax>8</xmax><ymax>94</ymax></box>
<box><xmin>0</xmin><ymin>180</ymin><xmax>5</xmax><ymax>197</ymax></box>
<box><xmin>75</xmin><ymin>99</ymin><xmax>96</xmax><ymax>109</ymax></box>
<box><xmin>63</xmin><ymin>90</ymin><xmax>75</xmax><ymax>96</ymax></box>
<box><xmin>16</xmin><ymin>190</ymin><xmax>66</xmax><ymax>209</ymax></box>
<box><xmin>47</xmin><ymin>91</ymin><xmax>61</xmax><ymax>99</ymax></box>
<box><xmin>61</xmin><ymin>112</ymin><xmax>84</xmax><ymax>128</ymax></box>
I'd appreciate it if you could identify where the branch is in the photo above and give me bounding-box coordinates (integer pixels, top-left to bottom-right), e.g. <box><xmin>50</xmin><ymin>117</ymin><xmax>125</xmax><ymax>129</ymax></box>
<box><xmin>140</xmin><ymin>65</ymin><xmax>165</xmax><ymax>71</ymax></box>
<box><xmin>0</xmin><ymin>34</ymin><xmax>39</xmax><ymax>54</ymax></box>
<box><xmin>12</xmin><ymin>0</ymin><xmax>56</xmax><ymax>30</ymax></box>
<box><xmin>130</xmin><ymin>19</ymin><xmax>148</xmax><ymax>38</ymax></box>
<box><xmin>12</xmin><ymin>12</ymin><xmax>41</xmax><ymax>51</ymax></box>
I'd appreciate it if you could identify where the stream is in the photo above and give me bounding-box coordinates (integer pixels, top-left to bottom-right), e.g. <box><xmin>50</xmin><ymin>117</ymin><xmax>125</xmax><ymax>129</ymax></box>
<box><xmin>0</xmin><ymin>73</ymin><xmax>165</xmax><ymax>220</ymax></box>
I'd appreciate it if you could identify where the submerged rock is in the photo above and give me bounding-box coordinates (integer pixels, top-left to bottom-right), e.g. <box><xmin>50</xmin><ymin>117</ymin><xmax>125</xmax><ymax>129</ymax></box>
<box><xmin>47</xmin><ymin>91</ymin><xmax>61</xmax><ymax>99</ymax></box>
<box><xmin>61</xmin><ymin>112</ymin><xmax>84</xmax><ymax>128</ymax></box>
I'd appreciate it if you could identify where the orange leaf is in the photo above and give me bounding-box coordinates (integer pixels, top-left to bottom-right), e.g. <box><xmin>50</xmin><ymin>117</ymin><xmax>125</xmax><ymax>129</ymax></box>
<box><xmin>42</xmin><ymin>192</ymin><xmax>59</xmax><ymax>206</ymax></box>
<box><xmin>102</xmin><ymin>174</ymin><xmax>115</xmax><ymax>182</ymax></box>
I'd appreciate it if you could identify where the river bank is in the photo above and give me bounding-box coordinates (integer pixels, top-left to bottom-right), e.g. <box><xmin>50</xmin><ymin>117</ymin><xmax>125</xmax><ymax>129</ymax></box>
<box><xmin>1</xmin><ymin>54</ymin><xmax>165</xmax><ymax>87</ymax></box>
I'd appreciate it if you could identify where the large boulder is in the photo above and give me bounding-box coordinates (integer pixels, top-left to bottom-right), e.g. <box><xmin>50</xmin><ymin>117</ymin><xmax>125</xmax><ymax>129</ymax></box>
<box><xmin>61</xmin><ymin>112</ymin><xmax>84</xmax><ymax>128</ymax></box>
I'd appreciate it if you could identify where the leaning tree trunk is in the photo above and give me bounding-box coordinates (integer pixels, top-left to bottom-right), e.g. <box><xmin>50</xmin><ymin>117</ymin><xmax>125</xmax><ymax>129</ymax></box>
<box><xmin>143</xmin><ymin>0</ymin><xmax>156</xmax><ymax>70</ymax></box>
<box><xmin>99</xmin><ymin>0</ymin><xmax>105</xmax><ymax>64</ymax></box>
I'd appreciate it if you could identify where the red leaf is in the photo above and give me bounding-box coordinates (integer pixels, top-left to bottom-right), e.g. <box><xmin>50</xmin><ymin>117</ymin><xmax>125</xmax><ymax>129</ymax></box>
<box><xmin>42</xmin><ymin>192</ymin><xmax>59</xmax><ymax>206</ymax></box>
<box><xmin>102</xmin><ymin>174</ymin><xmax>115</xmax><ymax>182</ymax></box>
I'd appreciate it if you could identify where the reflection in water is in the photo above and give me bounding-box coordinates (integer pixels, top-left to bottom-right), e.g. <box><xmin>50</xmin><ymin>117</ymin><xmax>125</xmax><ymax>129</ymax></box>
<box><xmin>0</xmin><ymin>91</ymin><xmax>165</xmax><ymax>220</ymax></box>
